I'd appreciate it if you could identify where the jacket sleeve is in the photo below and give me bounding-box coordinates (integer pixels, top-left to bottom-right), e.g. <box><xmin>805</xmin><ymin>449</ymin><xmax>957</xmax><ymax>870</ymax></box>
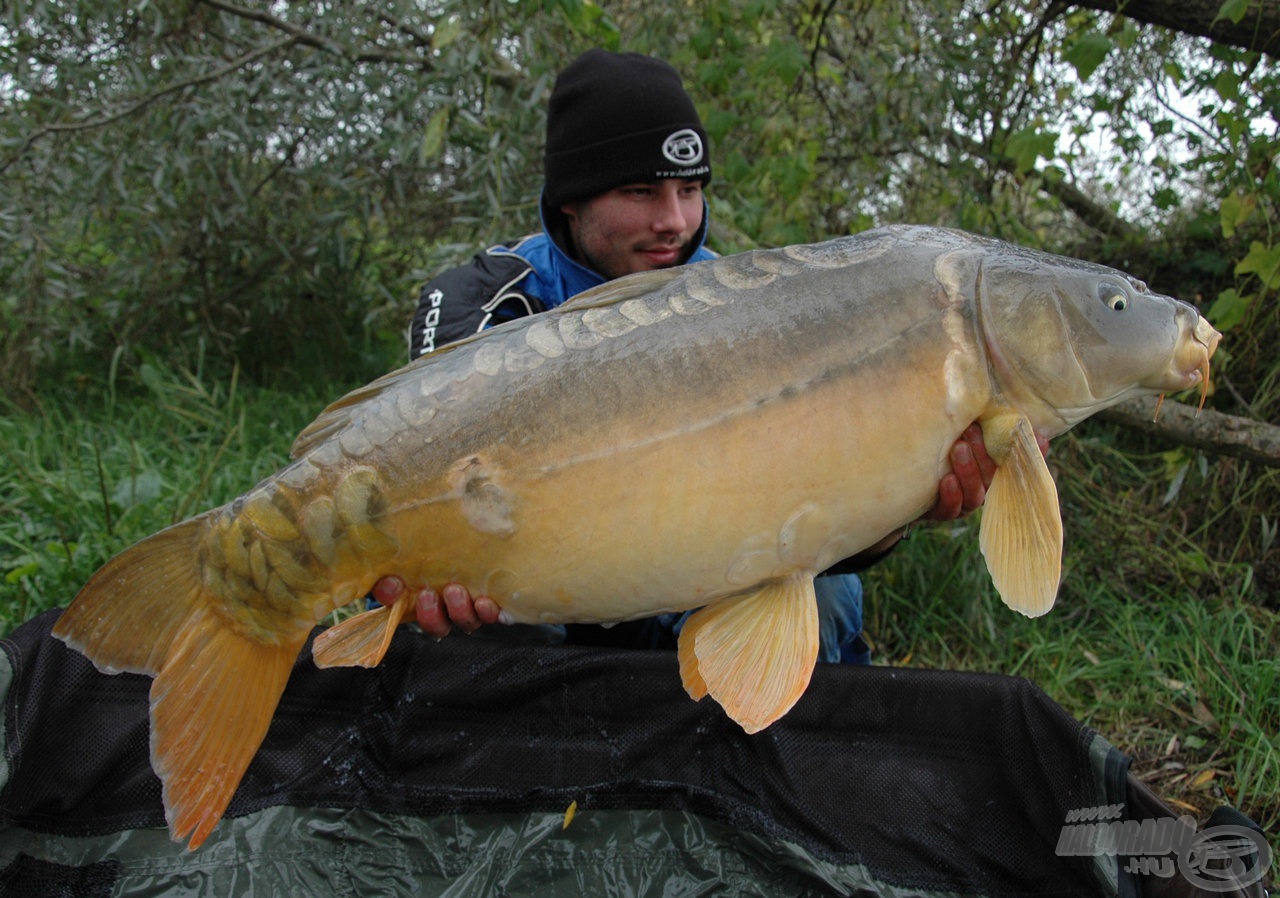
<box><xmin>820</xmin><ymin>538</ymin><xmax>902</xmax><ymax>576</ymax></box>
<box><xmin>407</xmin><ymin>248</ymin><xmax>543</xmax><ymax>359</ymax></box>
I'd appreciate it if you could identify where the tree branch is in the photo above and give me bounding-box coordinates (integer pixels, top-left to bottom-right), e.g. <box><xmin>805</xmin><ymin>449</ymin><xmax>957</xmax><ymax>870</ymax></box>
<box><xmin>1039</xmin><ymin>172</ymin><xmax>1141</xmax><ymax>242</ymax></box>
<box><xmin>944</xmin><ymin>128</ymin><xmax>1141</xmax><ymax>241</ymax></box>
<box><xmin>197</xmin><ymin>0</ymin><xmax>437</xmax><ymax>67</ymax></box>
<box><xmin>379</xmin><ymin>12</ymin><xmax>434</xmax><ymax>49</ymax></box>
<box><xmin>0</xmin><ymin>36</ymin><xmax>296</xmax><ymax>175</ymax></box>
<box><xmin>1096</xmin><ymin>397</ymin><xmax>1280</xmax><ymax>467</ymax></box>
<box><xmin>1066</xmin><ymin>0</ymin><xmax>1280</xmax><ymax>59</ymax></box>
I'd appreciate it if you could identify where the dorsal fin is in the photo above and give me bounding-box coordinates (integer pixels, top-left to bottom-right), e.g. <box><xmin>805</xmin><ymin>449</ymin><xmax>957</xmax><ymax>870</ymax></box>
<box><xmin>557</xmin><ymin>266</ymin><xmax>687</xmax><ymax>311</ymax></box>
<box><xmin>289</xmin><ymin>331</ymin><xmax>484</xmax><ymax>458</ymax></box>
<box><xmin>291</xmin><ymin>367</ymin><xmax>405</xmax><ymax>458</ymax></box>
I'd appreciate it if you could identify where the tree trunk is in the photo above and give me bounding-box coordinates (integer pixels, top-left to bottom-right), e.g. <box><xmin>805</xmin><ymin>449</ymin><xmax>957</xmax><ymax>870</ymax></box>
<box><xmin>1066</xmin><ymin>0</ymin><xmax>1280</xmax><ymax>58</ymax></box>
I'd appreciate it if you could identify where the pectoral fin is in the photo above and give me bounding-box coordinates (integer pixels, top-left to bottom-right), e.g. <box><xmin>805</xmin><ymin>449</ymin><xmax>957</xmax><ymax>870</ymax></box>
<box><xmin>312</xmin><ymin>586</ymin><xmax>418</xmax><ymax>668</ymax></box>
<box><xmin>677</xmin><ymin>572</ymin><xmax>819</xmax><ymax>734</ymax></box>
<box><xmin>978</xmin><ymin>414</ymin><xmax>1062</xmax><ymax>617</ymax></box>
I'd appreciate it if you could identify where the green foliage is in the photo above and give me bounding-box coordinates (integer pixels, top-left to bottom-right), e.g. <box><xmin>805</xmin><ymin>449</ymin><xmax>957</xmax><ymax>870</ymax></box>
<box><xmin>4</xmin><ymin>0</ymin><xmax>1278</xmax><ymax>407</ymax></box>
<box><xmin>0</xmin><ymin>0</ymin><xmax>573</xmax><ymax>397</ymax></box>
<box><xmin>0</xmin><ymin>364</ymin><xmax>329</xmax><ymax>633</ymax></box>
<box><xmin>1063</xmin><ymin>30</ymin><xmax>1113</xmax><ymax>81</ymax></box>
<box><xmin>1213</xmin><ymin>0</ymin><xmax>1252</xmax><ymax>27</ymax></box>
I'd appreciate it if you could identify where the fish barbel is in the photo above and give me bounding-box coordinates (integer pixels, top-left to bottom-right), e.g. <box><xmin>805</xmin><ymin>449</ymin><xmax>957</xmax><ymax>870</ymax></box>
<box><xmin>53</xmin><ymin>225</ymin><xmax>1220</xmax><ymax>848</ymax></box>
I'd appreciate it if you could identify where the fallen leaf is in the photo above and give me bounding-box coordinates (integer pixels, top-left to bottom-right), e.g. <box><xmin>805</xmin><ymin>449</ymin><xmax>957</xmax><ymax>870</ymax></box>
<box><xmin>1189</xmin><ymin>769</ymin><xmax>1217</xmax><ymax>788</ymax></box>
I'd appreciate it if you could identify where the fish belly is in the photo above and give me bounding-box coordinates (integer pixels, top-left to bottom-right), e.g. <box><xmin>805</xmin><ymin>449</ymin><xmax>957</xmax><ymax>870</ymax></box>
<box><xmin>388</xmin><ymin>341</ymin><xmax>986</xmax><ymax>626</ymax></box>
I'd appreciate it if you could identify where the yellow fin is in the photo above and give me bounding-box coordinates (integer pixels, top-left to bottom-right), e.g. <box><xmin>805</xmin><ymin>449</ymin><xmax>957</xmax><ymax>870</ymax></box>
<box><xmin>312</xmin><ymin>587</ymin><xmax>417</xmax><ymax>668</ymax></box>
<box><xmin>53</xmin><ymin>517</ymin><xmax>210</xmax><ymax>675</ymax></box>
<box><xmin>677</xmin><ymin>626</ymin><xmax>709</xmax><ymax>701</ymax></box>
<box><xmin>53</xmin><ymin>514</ymin><xmax>313</xmax><ymax>849</ymax></box>
<box><xmin>677</xmin><ymin>572</ymin><xmax>819</xmax><ymax>734</ymax></box>
<box><xmin>151</xmin><ymin>611</ymin><xmax>304</xmax><ymax>848</ymax></box>
<box><xmin>978</xmin><ymin>414</ymin><xmax>1063</xmax><ymax>617</ymax></box>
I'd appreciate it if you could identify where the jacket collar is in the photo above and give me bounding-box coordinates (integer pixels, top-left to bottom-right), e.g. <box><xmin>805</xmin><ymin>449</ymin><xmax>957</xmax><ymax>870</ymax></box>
<box><xmin>538</xmin><ymin>188</ymin><xmax>712</xmax><ymax>280</ymax></box>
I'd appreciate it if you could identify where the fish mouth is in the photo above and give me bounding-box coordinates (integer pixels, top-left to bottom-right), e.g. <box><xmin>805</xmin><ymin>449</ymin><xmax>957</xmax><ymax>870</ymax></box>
<box><xmin>1159</xmin><ymin>312</ymin><xmax>1221</xmax><ymax>413</ymax></box>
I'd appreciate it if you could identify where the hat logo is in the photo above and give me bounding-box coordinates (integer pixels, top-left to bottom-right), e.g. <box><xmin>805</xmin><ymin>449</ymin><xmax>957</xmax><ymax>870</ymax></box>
<box><xmin>662</xmin><ymin>129</ymin><xmax>703</xmax><ymax>166</ymax></box>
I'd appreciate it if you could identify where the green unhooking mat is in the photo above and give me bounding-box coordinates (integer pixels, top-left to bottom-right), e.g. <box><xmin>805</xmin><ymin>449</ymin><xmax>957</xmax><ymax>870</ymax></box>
<box><xmin>0</xmin><ymin>609</ymin><xmax>1270</xmax><ymax>897</ymax></box>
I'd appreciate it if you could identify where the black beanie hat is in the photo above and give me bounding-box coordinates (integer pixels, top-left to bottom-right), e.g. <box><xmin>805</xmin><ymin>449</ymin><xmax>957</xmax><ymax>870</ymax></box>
<box><xmin>543</xmin><ymin>50</ymin><xmax>712</xmax><ymax>209</ymax></box>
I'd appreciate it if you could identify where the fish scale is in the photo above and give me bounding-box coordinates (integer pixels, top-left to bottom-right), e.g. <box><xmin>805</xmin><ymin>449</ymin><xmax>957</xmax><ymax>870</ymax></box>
<box><xmin>198</xmin><ymin>461</ymin><xmax>399</xmax><ymax>634</ymax></box>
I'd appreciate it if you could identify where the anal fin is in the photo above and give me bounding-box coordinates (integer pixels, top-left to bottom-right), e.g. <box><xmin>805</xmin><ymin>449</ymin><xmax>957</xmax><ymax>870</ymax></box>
<box><xmin>311</xmin><ymin>586</ymin><xmax>418</xmax><ymax>668</ymax></box>
<box><xmin>978</xmin><ymin>414</ymin><xmax>1063</xmax><ymax>617</ymax></box>
<box><xmin>677</xmin><ymin>572</ymin><xmax>819</xmax><ymax>734</ymax></box>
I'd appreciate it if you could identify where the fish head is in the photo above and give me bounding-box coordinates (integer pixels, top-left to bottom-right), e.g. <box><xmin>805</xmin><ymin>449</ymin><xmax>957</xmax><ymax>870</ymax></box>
<box><xmin>975</xmin><ymin>250</ymin><xmax>1222</xmax><ymax>432</ymax></box>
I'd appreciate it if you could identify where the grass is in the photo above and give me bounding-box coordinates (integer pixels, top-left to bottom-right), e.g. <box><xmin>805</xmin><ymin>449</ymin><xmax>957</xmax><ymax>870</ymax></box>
<box><xmin>0</xmin><ymin>364</ymin><xmax>333</xmax><ymax>633</ymax></box>
<box><xmin>2</xmin><ymin>364</ymin><xmax>1277</xmax><ymax>862</ymax></box>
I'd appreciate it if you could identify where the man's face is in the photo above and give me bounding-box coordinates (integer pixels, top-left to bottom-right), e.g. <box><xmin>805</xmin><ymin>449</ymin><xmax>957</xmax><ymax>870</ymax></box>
<box><xmin>560</xmin><ymin>179</ymin><xmax>705</xmax><ymax>280</ymax></box>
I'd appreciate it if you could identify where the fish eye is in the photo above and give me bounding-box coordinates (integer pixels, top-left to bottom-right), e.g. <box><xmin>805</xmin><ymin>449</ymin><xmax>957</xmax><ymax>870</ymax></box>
<box><xmin>1099</xmin><ymin>283</ymin><xmax>1129</xmax><ymax>312</ymax></box>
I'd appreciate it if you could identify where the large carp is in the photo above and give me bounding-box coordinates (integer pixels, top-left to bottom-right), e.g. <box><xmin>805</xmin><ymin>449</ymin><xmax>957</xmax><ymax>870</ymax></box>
<box><xmin>54</xmin><ymin>225</ymin><xmax>1219</xmax><ymax>848</ymax></box>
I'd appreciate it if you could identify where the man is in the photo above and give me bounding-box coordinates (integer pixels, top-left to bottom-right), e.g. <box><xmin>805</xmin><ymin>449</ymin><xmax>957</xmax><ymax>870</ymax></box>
<box><xmin>407</xmin><ymin>49</ymin><xmax>716</xmax><ymax>357</ymax></box>
<box><xmin>373</xmin><ymin>50</ymin><xmax>1002</xmax><ymax>660</ymax></box>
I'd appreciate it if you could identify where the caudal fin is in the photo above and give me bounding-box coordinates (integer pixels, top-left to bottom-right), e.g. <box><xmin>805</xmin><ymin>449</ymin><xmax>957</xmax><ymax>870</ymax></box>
<box><xmin>52</xmin><ymin>516</ymin><xmax>306</xmax><ymax>849</ymax></box>
<box><xmin>53</xmin><ymin>518</ymin><xmax>212</xmax><ymax>677</ymax></box>
<box><xmin>152</xmin><ymin>608</ymin><xmax>303</xmax><ymax>847</ymax></box>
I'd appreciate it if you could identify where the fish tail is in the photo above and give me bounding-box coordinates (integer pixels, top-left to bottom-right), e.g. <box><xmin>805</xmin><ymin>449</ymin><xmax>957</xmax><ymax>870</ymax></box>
<box><xmin>151</xmin><ymin>606</ymin><xmax>303</xmax><ymax>848</ymax></box>
<box><xmin>53</xmin><ymin>517</ymin><xmax>214</xmax><ymax>677</ymax></box>
<box><xmin>52</xmin><ymin>516</ymin><xmax>307</xmax><ymax>849</ymax></box>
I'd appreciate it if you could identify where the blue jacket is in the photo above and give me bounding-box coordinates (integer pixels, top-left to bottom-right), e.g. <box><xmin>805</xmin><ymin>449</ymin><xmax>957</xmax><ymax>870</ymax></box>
<box><xmin>408</xmin><ymin>199</ymin><xmax>715</xmax><ymax>358</ymax></box>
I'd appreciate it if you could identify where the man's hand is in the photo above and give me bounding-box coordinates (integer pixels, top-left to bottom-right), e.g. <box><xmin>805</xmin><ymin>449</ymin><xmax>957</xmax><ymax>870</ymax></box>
<box><xmin>370</xmin><ymin>576</ymin><xmax>504</xmax><ymax>638</ymax></box>
<box><xmin>852</xmin><ymin>422</ymin><xmax>1049</xmax><ymax>559</ymax></box>
<box><xmin>922</xmin><ymin>422</ymin><xmax>1050</xmax><ymax>522</ymax></box>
